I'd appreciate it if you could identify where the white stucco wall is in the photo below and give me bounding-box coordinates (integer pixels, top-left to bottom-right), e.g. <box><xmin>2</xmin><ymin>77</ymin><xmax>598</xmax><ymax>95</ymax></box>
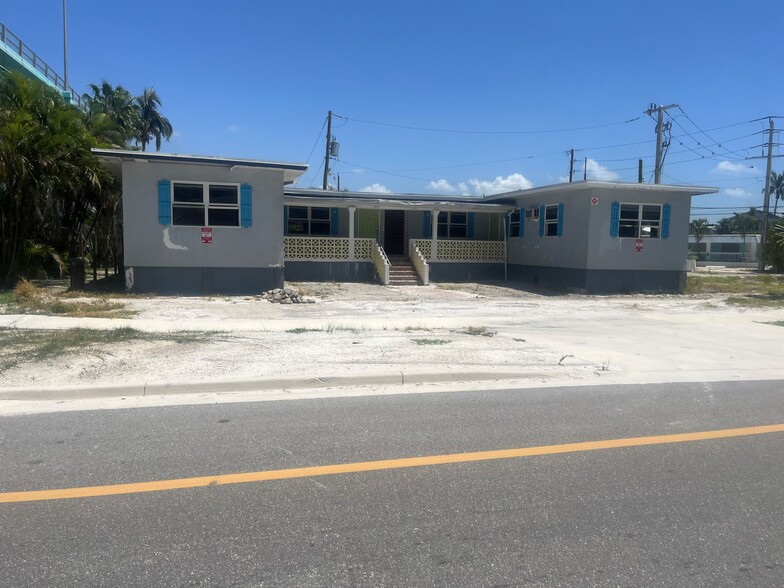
<box><xmin>121</xmin><ymin>161</ymin><xmax>285</xmax><ymax>269</ymax></box>
<box><xmin>506</xmin><ymin>185</ymin><xmax>692</xmax><ymax>272</ymax></box>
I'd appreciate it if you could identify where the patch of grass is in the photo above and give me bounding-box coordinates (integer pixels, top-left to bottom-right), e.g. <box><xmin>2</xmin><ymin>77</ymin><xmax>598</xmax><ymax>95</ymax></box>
<box><xmin>461</xmin><ymin>326</ymin><xmax>496</xmax><ymax>337</ymax></box>
<box><xmin>403</xmin><ymin>326</ymin><xmax>432</xmax><ymax>332</ymax></box>
<box><xmin>685</xmin><ymin>274</ymin><xmax>784</xmax><ymax>295</ymax></box>
<box><xmin>767</xmin><ymin>321</ymin><xmax>784</xmax><ymax>327</ymax></box>
<box><xmin>412</xmin><ymin>338</ymin><xmax>450</xmax><ymax>345</ymax></box>
<box><xmin>687</xmin><ymin>274</ymin><xmax>784</xmax><ymax>307</ymax></box>
<box><xmin>1</xmin><ymin>279</ymin><xmax>136</xmax><ymax>318</ymax></box>
<box><xmin>725</xmin><ymin>294</ymin><xmax>784</xmax><ymax>308</ymax></box>
<box><xmin>285</xmin><ymin>324</ymin><xmax>358</xmax><ymax>334</ymax></box>
<box><xmin>0</xmin><ymin>327</ymin><xmax>215</xmax><ymax>372</ymax></box>
<box><xmin>0</xmin><ymin>291</ymin><xmax>13</xmax><ymax>305</ymax></box>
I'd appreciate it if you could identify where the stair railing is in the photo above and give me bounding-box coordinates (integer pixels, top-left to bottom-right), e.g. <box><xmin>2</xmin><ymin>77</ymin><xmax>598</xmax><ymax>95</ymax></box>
<box><xmin>409</xmin><ymin>240</ymin><xmax>430</xmax><ymax>285</ymax></box>
<box><xmin>372</xmin><ymin>242</ymin><xmax>390</xmax><ymax>285</ymax></box>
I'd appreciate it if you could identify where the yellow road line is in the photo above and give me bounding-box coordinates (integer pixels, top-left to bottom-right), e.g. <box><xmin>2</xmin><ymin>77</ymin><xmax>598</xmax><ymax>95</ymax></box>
<box><xmin>3</xmin><ymin>423</ymin><xmax>784</xmax><ymax>504</ymax></box>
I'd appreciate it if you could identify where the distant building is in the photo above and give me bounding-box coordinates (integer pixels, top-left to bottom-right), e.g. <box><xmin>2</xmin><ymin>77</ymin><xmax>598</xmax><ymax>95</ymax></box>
<box><xmin>688</xmin><ymin>234</ymin><xmax>761</xmax><ymax>262</ymax></box>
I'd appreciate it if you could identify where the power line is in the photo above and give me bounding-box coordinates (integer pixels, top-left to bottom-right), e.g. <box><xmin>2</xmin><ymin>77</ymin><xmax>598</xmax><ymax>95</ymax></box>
<box><xmin>332</xmin><ymin>112</ymin><xmax>642</xmax><ymax>135</ymax></box>
<box><xmin>295</xmin><ymin>115</ymin><xmax>329</xmax><ymax>187</ymax></box>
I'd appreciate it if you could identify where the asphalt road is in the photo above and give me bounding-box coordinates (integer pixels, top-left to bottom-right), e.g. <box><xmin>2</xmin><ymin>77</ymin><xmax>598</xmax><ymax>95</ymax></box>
<box><xmin>2</xmin><ymin>380</ymin><xmax>784</xmax><ymax>587</ymax></box>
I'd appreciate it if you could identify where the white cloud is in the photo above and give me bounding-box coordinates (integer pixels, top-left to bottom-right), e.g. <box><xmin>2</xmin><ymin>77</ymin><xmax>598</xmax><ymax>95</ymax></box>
<box><xmin>557</xmin><ymin>176</ymin><xmax>570</xmax><ymax>183</ymax></box>
<box><xmin>585</xmin><ymin>159</ymin><xmax>619</xmax><ymax>182</ymax></box>
<box><xmin>467</xmin><ymin>173</ymin><xmax>533</xmax><ymax>195</ymax></box>
<box><xmin>724</xmin><ymin>188</ymin><xmax>752</xmax><ymax>198</ymax></box>
<box><xmin>713</xmin><ymin>161</ymin><xmax>756</xmax><ymax>175</ymax></box>
<box><xmin>427</xmin><ymin>179</ymin><xmax>458</xmax><ymax>193</ymax></box>
<box><xmin>227</xmin><ymin>124</ymin><xmax>240</xmax><ymax>133</ymax></box>
<box><xmin>359</xmin><ymin>183</ymin><xmax>391</xmax><ymax>194</ymax></box>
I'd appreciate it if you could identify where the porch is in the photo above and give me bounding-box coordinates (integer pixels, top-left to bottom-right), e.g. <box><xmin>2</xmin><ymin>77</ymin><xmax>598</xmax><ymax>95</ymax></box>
<box><xmin>282</xmin><ymin>191</ymin><xmax>513</xmax><ymax>285</ymax></box>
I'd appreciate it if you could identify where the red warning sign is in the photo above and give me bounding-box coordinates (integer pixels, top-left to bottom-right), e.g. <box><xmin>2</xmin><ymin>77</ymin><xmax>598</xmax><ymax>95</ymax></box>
<box><xmin>201</xmin><ymin>227</ymin><xmax>213</xmax><ymax>244</ymax></box>
<box><xmin>590</xmin><ymin>197</ymin><xmax>599</xmax><ymax>206</ymax></box>
<box><xmin>635</xmin><ymin>239</ymin><xmax>643</xmax><ymax>253</ymax></box>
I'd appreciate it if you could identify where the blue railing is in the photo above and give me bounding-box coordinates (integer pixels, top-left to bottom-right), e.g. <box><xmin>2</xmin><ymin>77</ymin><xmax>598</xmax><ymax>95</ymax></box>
<box><xmin>0</xmin><ymin>22</ymin><xmax>85</xmax><ymax>109</ymax></box>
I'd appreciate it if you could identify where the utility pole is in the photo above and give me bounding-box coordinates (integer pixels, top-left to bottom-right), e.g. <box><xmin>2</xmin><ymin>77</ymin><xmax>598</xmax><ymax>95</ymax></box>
<box><xmin>583</xmin><ymin>157</ymin><xmax>587</xmax><ymax>181</ymax></box>
<box><xmin>568</xmin><ymin>149</ymin><xmax>575</xmax><ymax>182</ymax></box>
<box><xmin>638</xmin><ymin>159</ymin><xmax>644</xmax><ymax>183</ymax></box>
<box><xmin>62</xmin><ymin>0</ymin><xmax>69</xmax><ymax>91</ymax></box>
<box><xmin>322</xmin><ymin>110</ymin><xmax>333</xmax><ymax>190</ymax></box>
<box><xmin>645</xmin><ymin>103</ymin><xmax>678</xmax><ymax>184</ymax></box>
<box><xmin>759</xmin><ymin>118</ymin><xmax>775</xmax><ymax>272</ymax></box>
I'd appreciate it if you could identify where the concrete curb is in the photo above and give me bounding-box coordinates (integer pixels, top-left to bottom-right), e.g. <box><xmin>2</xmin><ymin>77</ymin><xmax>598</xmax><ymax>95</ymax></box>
<box><xmin>0</xmin><ymin>370</ymin><xmax>561</xmax><ymax>402</ymax></box>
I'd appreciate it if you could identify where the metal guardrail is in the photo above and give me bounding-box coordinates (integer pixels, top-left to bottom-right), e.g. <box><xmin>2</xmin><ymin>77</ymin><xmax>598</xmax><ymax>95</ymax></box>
<box><xmin>0</xmin><ymin>22</ymin><xmax>85</xmax><ymax>109</ymax></box>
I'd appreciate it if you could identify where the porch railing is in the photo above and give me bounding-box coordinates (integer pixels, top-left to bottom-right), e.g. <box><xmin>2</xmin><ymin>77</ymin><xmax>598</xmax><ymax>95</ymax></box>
<box><xmin>409</xmin><ymin>241</ymin><xmax>429</xmax><ymax>285</ymax></box>
<box><xmin>284</xmin><ymin>236</ymin><xmax>374</xmax><ymax>261</ymax></box>
<box><xmin>410</xmin><ymin>239</ymin><xmax>505</xmax><ymax>262</ymax></box>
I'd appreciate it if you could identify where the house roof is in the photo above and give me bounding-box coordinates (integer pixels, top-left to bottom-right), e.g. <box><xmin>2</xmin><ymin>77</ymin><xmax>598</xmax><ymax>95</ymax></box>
<box><xmin>287</xmin><ymin>181</ymin><xmax>719</xmax><ymax>208</ymax></box>
<box><xmin>92</xmin><ymin>149</ymin><xmax>308</xmax><ymax>183</ymax></box>
<box><xmin>285</xmin><ymin>192</ymin><xmax>514</xmax><ymax>212</ymax></box>
<box><xmin>483</xmin><ymin>180</ymin><xmax>719</xmax><ymax>202</ymax></box>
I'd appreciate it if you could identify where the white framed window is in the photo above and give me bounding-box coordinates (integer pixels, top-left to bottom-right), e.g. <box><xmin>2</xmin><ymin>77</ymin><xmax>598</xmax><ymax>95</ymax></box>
<box><xmin>509</xmin><ymin>210</ymin><xmax>521</xmax><ymax>237</ymax></box>
<box><xmin>619</xmin><ymin>203</ymin><xmax>661</xmax><ymax>238</ymax></box>
<box><xmin>438</xmin><ymin>211</ymin><xmax>467</xmax><ymax>238</ymax></box>
<box><xmin>171</xmin><ymin>182</ymin><xmax>240</xmax><ymax>227</ymax></box>
<box><xmin>544</xmin><ymin>204</ymin><xmax>559</xmax><ymax>237</ymax></box>
<box><xmin>526</xmin><ymin>207</ymin><xmax>540</xmax><ymax>221</ymax></box>
<box><xmin>287</xmin><ymin>206</ymin><xmax>331</xmax><ymax>236</ymax></box>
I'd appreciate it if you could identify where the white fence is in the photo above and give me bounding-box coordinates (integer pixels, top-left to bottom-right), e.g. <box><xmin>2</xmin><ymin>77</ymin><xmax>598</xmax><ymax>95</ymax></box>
<box><xmin>410</xmin><ymin>239</ymin><xmax>505</xmax><ymax>262</ymax></box>
<box><xmin>284</xmin><ymin>236</ymin><xmax>374</xmax><ymax>261</ymax></box>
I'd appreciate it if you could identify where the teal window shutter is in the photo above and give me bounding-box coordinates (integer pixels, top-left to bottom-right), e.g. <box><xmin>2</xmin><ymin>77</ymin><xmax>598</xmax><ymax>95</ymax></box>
<box><xmin>157</xmin><ymin>180</ymin><xmax>171</xmax><ymax>225</ymax></box>
<box><xmin>283</xmin><ymin>205</ymin><xmax>288</xmax><ymax>235</ymax></box>
<box><xmin>519</xmin><ymin>208</ymin><xmax>524</xmax><ymax>238</ymax></box>
<box><xmin>467</xmin><ymin>213</ymin><xmax>475</xmax><ymax>239</ymax></box>
<box><xmin>610</xmin><ymin>201</ymin><xmax>620</xmax><ymax>238</ymax></box>
<box><xmin>424</xmin><ymin>211</ymin><xmax>432</xmax><ymax>238</ymax></box>
<box><xmin>662</xmin><ymin>203</ymin><xmax>671</xmax><ymax>239</ymax></box>
<box><xmin>557</xmin><ymin>203</ymin><xmax>564</xmax><ymax>237</ymax></box>
<box><xmin>240</xmin><ymin>184</ymin><xmax>252</xmax><ymax>228</ymax></box>
<box><xmin>330</xmin><ymin>207</ymin><xmax>339</xmax><ymax>235</ymax></box>
<box><xmin>538</xmin><ymin>205</ymin><xmax>545</xmax><ymax>237</ymax></box>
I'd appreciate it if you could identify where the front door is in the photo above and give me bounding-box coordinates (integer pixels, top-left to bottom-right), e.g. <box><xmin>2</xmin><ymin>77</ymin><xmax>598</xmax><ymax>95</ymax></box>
<box><xmin>383</xmin><ymin>210</ymin><xmax>406</xmax><ymax>256</ymax></box>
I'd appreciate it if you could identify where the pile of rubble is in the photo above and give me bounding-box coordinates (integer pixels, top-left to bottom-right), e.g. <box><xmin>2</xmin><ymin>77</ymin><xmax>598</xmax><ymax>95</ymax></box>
<box><xmin>259</xmin><ymin>287</ymin><xmax>315</xmax><ymax>304</ymax></box>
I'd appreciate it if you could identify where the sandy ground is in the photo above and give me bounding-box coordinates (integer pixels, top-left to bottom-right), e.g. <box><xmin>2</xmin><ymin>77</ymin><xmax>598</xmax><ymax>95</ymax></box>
<box><xmin>2</xmin><ymin>277</ymin><xmax>784</xmax><ymax>408</ymax></box>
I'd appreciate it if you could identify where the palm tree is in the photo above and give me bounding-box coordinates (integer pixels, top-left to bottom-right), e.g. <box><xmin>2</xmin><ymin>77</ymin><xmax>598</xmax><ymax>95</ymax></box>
<box><xmin>733</xmin><ymin>210</ymin><xmax>758</xmax><ymax>262</ymax></box>
<box><xmin>85</xmin><ymin>81</ymin><xmax>138</xmax><ymax>145</ymax></box>
<box><xmin>0</xmin><ymin>71</ymin><xmax>110</xmax><ymax>285</ymax></box>
<box><xmin>134</xmin><ymin>88</ymin><xmax>173</xmax><ymax>152</ymax></box>
<box><xmin>689</xmin><ymin>218</ymin><xmax>709</xmax><ymax>259</ymax></box>
<box><xmin>765</xmin><ymin>171</ymin><xmax>784</xmax><ymax>217</ymax></box>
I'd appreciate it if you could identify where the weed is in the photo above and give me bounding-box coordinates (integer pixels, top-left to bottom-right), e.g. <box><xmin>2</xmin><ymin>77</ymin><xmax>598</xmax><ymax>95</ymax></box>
<box><xmin>461</xmin><ymin>326</ymin><xmax>496</xmax><ymax>337</ymax></box>
<box><xmin>403</xmin><ymin>326</ymin><xmax>432</xmax><ymax>332</ymax></box>
<box><xmin>725</xmin><ymin>294</ymin><xmax>784</xmax><ymax>308</ymax></box>
<box><xmin>412</xmin><ymin>338</ymin><xmax>450</xmax><ymax>345</ymax></box>
<box><xmin>2</xmin><ymin>280</ymin><xmax>135</xmax><ymax>318</ymax></box>
<box><xmin>285</xmin><ymin>324</ymin><xmax>358</xmax><ymax>334</ymax></box>
<box><xmin>0</xmin><ymin>327</ymin><xmax>215</xmax><ymax>372</ymax></box>
<box><xmin>0</xmin><ymin>291</ymin><xmax>13</xmax><ymax>305</ymax></box>
<box><xmin>767</xmin><ymin>321</ymin><xmax>784</xmax><ymax>327</ymax></box>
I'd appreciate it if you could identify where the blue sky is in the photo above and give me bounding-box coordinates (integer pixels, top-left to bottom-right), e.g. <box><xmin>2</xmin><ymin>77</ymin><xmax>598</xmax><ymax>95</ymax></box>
<box><xmin>3</xmin><ymin>0</ymin><xmax>783</xmax><ymax>220</ymax></box>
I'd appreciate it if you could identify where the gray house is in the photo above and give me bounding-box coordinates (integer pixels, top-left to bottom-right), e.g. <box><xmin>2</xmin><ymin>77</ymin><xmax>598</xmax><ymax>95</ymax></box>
<box><xmin>95</xmin><ymin>149</ymin><xmax>306</xmax><ymax>294</ymax></box>
<box><xmin>95</xmin><ymin>149</ymin><xmax>717</xmax><ymax>295</ymax></box>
